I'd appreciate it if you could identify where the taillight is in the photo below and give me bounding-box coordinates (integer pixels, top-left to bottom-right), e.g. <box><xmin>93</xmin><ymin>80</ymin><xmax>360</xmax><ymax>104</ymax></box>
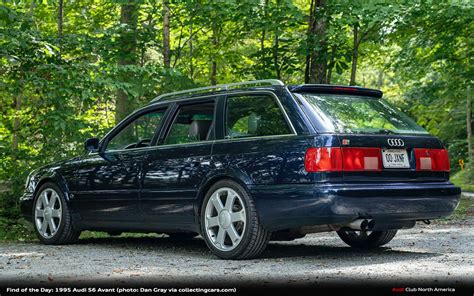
<box><xmin>305</xmin><ymin>147</ymin><xmax>342</xmax><ymax>172</ymax></box>
<box><xmin>414</xmin><ymin>148</ymin><xmax>450</xmax><ymax>172</ymax></box>
<box><xmin>304</xmin><ymin>147</ymin><xmax>382</xmax><ymax>172</ymax></box>
<box><xmin>342</xmin><ymin>147</ymin><xmax>382</xmax><ymax>171</ymax></box>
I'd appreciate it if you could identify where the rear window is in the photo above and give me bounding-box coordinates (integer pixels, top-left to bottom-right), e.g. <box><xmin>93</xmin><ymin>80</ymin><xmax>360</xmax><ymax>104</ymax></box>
<box><xmin>299</xmin><ymin>93</ymin><xmax>428</xmax><ymax>135</ymax></box>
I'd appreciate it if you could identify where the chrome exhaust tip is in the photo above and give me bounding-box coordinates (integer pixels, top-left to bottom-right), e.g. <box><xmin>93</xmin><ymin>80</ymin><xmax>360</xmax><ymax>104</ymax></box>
<box><xmin>367</xmin><ymin>219</ymin><xmax>375</xmax><ymax>230</ymax></box>
<box><xmin>345</xmin><ymin>219</ymin><xmax>375</xmax><ymax>231</ymax></box>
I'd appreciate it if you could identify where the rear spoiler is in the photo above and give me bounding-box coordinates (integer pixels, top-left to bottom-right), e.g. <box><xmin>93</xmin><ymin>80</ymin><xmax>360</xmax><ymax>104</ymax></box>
<box><xmin>288</xmin><ymin>84</ymin><xmax>383</xmax><ymax>98</ymax></box>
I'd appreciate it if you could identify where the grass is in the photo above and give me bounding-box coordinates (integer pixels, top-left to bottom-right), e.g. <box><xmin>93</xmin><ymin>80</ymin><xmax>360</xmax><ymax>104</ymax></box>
<box><xmin>451</xmin><ymin>169</ymin><xmax>474</xmax><ymax>192</ymax></box>
<box><xmin>79</xmin><ymin>231</ymin><xmax>165</xmax><ymax>240</ymax></box>
<box><xmin>438</xmin><ymin>196</ymin><xmax>474</xmax><ymax>224</ymax></box>
<box><xmin>0</xmin><ymin>219</ymin><xmax>168</xmax><ymax>243</ymax></box>
<box><xmin>0</xmin><ymin>218</ymin><xmax>37</xmax><ymax>242</ymax></box>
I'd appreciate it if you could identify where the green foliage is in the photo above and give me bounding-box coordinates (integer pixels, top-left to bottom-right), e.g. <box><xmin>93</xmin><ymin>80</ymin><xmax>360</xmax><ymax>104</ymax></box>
<box><xmin>439</xmin><ymin>196</ymin><xmax>474</xmax><ymax>224</ymax></box>
<box><xmin>388</xmin><ymin>1</ymin><xmax>473</xmax><ymax>171</ymax></box>
<box><xmin>451</xmin><ymin>170</ymin><xmax>474</xmax><ymax>192</ymax></box>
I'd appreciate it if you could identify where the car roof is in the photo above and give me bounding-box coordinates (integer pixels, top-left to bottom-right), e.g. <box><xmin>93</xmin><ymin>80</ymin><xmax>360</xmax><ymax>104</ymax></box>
<box><xmin>147</xmin><ymin>80</ymin><xmax>383</xmax><ymax>106</ymax></box>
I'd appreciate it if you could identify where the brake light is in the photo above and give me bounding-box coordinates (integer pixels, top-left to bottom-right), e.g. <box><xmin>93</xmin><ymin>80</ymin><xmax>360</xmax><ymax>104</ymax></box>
<box><xmin>342</xmin><ymin>147</ymin><xmax>382</xmax><ymax>171</ymax></box>
<box><xmin>304</xmin><ymin>147</ymin><xmax>382</xmax><ymax>172</ymax></box>
<box><xmin>414</xmin><ymin>148</ymin><xmax>450</xmax><ymax>172</ymax></box>
<box><xmin>305</xmin><ymin>147</ymin><xmax>342</xmax><ymax>172</ymax></box>
<box><xmin>332</xmin><ymin>86</ymin><xmax>358</xmax><ymax>92</ymax></box>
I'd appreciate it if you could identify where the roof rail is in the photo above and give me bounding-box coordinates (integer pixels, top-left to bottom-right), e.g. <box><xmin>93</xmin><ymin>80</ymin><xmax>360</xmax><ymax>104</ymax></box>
<box><xmin>150</xmin><ymin>79</ymin><xmax>285</xmax><ymax>103</ymax></box>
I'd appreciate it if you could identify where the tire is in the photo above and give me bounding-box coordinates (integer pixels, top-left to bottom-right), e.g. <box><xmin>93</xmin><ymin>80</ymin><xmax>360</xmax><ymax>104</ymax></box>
<box><xmin>166</xmin><ymin>232</ymin><xmax>198</xmax><ymax>240</ymax></box>
<box><xmin>200</xmin><ymin>180</ymin><xmax>270</xmax><ymax>260</ymax></box>
<box><xmin>270</xmin><ymin>230</ymin><xmax>306</xmax><ymax>241</ymax></box>
<box><xmin>336</xmin><ymin>229</ymin><xmax>398</xmax><ymax>249</ymax></box>
<box><xmin>32</xmin><ymin>182</ymin><xmax>81</xmax><ymax>245</ymax></box>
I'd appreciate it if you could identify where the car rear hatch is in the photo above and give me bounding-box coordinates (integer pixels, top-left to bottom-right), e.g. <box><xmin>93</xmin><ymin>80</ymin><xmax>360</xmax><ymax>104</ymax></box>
<box><xmin>290</xmin><ymin>85</ymin><xmax>450</xmax><ymax>182</ymax></box>
<box><xmin>335</xmin><ymin>134</ymin><xmax>449</xmax><ymax>182</ymax></box>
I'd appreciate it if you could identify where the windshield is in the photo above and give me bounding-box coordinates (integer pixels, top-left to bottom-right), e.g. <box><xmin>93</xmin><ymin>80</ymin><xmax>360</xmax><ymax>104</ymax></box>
<box><xmin>299</xmin><ymin>93</ymin><xmax>428</xmax><ymax>135</ymax></box>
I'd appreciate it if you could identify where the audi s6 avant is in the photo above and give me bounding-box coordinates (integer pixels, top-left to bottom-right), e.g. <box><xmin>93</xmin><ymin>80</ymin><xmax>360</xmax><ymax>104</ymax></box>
<box><xmin>20</xmin><ymin>80</ymin><xmax>461</xmax><ymax>259</ymax></box>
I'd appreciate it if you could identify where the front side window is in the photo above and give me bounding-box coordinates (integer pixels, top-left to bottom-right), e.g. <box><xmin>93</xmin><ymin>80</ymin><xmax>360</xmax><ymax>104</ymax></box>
<box><xmin>163</xmin><ymin>102</ymin><xmax>215</xmax><ymax>145</ymax></box>
<box><xmin>299</xmin><ymin>93</ymin><xmax>428</xmax><ymax>135</ymax></box>
<box><xmin>225</xmin><ymin>95</ymin><xmax>292</xmax><ymax>138</ymax></box>
<box><xmin>106</xmin><ymin>110</ymin><xmax>166</xmax><ymax>150</ymax></box>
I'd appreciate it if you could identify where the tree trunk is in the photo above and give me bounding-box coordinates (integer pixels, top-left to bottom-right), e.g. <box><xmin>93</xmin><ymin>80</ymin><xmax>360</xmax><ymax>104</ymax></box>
<box><xmin>304</xmin><ymin>0</ymin><xmax>315</xmax><ymax>83</ymax></box>
<box><xmin>350</xmin><ymin>24</ymin><xmax>359</xmax><ymax>86</ymax></box>
<box><xmin>273</xmin><ymin>29</ymin><xmax>280</xmax><ymax>79</ymax></box>
<box><xmin>468</xmin><ymin>85</ymin><xmax>472</xmax><ymax>169</ymax></box>
<box><xmin>189</xmin><ymin>19</ymin><xmax>194</xmax><ymax>78</ymax></box>
<box><xmin>304</xmin><ymin>55</ymin><xmax>310</xmax><ymax>84</ymax></box>
<box><xmin>116</xmin><ymin>2</ymin><xmax>138</xmax><ymax>124</ymax></box>
<box><xmin>141</xmin><ymin>6</ymin><xmax>157</xmax><ymax>67</ymax></box>
<box><xmin>377</xmin><ymin>69</ymin><xmax>384</xmax><ymax>88</ymax></box>
<box><xmin>12</xmin><ymin>96</ymin><xmax>21</xmax><ymax>153</ymax></box>
<box><xmin>57</xmin><ymin>0</ymin><xmax>64</xmax><ymax>57</ymax></box>
<box><xmin>272</xmin><ymin>0</ymin><xmax>281</xmax><ymax>79</ymax></box>
<box><xmin>326</xmin><ymin>45</ymin><xmax>336</xmax><ymax>84</ymax></box>
<box><xmin>211</xmin><ymin>60</ymin><xmax>217</xmax><ymax>85</ymax></box>
<box><xmin>260</xmin><ymin>0</ymin><xmax>268</xmax><ymax>76</ymax></box>
<box><xmin>29</xmin><ymin>0</ymin><xmax>35</xmax><ymax>15</ymax></box>
<box><xmin>210</xmin><ymin>27</ymin><xmax>218</xmax><ymax>86</ymax></box>
<box><xmin>306</xmin><ymin>0</ymin><xmax>327</xmax><ymax>84</ymax></box>
<box><xmin>162</xmin><ymin>0</ymin><xmax>171</xmax><ymax>68</ymax></box>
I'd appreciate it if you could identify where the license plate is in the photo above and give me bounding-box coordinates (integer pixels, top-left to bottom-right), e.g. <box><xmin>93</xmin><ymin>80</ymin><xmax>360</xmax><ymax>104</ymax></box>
<box><xmin>381</xmin><ymin>149</ymin><xmax>410</xmax><ymax>169</ymax></box>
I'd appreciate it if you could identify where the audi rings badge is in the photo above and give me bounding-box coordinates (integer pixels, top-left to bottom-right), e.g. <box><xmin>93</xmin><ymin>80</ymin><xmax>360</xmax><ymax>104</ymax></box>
<box><xmin>387</xmin><ymin>138</ymin><xmax>405</xmax><ymax>147</ymax></box>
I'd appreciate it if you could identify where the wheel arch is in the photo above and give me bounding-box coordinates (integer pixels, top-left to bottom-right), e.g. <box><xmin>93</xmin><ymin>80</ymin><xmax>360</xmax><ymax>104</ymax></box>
<box><xmin>194</xmin><ymin>172</ymin><xmax>253</xmax><ymax>223</ymax></box>
<box><xmin>33</xmin><ymin>171</ymin><xmax>72</xmax><ymax>203</ymax></box>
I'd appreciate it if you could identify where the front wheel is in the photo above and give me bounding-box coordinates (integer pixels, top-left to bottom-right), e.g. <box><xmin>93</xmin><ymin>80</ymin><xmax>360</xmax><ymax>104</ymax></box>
<box><xmin>336</xmin><ymin>229</ymin><xmax>397</xmax><ymax>249</ymax></box>
<box><xmin>200</xmin><ymin>180</ymin><xmax>270</xmax><ymax>260</ymax></box>
<box><xmin>33</xmin><ymin>182</ymin><xmax>81</xmax><ymax>244</ymax></box>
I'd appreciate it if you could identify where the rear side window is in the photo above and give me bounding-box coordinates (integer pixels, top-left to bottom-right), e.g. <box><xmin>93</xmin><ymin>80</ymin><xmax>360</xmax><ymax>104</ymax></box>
<box><xmin>299</xmin><ymin>94</ymin><xmax>428</xmax><ymax>135</ymax></box>
<box><xmin>225</xmin><ymin>94</ymin><xmax>292</xmax><ymax>139</ymax></box>
<box><xmin>163</xmin><ymin>102</ymin><xmax>215</xmax><ymax>145</ymax></box>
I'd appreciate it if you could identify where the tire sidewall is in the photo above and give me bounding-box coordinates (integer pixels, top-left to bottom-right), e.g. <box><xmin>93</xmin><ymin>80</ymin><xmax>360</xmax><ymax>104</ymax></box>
<box><xmin>32</xmin><ymin>182</ymin><xmax>69</xmax><ymax>244</ymax></box>
<box><xmin>337</xmin><ymin>230</ymin><xmax>396</xmax><ymax>249</ymax></box>
<box><xmin>200</xmin><ymin>180</ymin><xmax>255</xmax><ymax>259</ymax></box>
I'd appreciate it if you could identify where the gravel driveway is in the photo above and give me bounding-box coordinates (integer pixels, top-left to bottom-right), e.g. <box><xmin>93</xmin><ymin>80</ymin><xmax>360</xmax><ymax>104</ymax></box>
<box><xmin>0</xmin><ymin>223</ymin><xmax>473</xmax><ymax>287</ymax></box>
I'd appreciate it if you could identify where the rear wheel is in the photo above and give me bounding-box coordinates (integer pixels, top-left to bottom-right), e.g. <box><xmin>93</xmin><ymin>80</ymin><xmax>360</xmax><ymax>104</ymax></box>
<box><xmin>336</xmin><ymin>229</ymin><xmax>397</xmax><ymax>249</ymax></box>
<box><xmin>33</xmin><ymin>183</ymin><xmax>80</xmax><ymax>244</ymax></box>
<box><xmin>200</xmin><ymin>180</ymin><xmax>270</xmax><ymax>260</ymax></box>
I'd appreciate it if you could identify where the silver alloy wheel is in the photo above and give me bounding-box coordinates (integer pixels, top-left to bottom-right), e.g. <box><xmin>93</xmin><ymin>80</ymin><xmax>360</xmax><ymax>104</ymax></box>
<box><xmin>34</xmin><ymin>188</ymin><xmax>62</xmax><ymax>239</ymax></box>
<box><xmin>204</xmin><ymin>187</ymin><xmax>247</xmax><ymax>251</ymax></box>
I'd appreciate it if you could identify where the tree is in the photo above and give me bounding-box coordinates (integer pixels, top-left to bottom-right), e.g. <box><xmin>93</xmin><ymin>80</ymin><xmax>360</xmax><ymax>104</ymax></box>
<box><xmin>389</xmin><ymin>1</ymin><xmax>473</xmax><ymax>170</ymax></box>
<box><xmin>116</xmin><ymin>1</ymin><xmax>139</xmax><ymax>123</ymax></box>
<box><xmin>305</xmin><ymin>0</ymin><xmax>328</xmax><ymax>84</ymax></box>
<box><xmin>467</xmin><ymin>86</ymin><xmax>472</xmax><ymax>169</ymax></box>
<box><xmin>57</xmin><ymin>0</ymin><xmax>64</xmax><ymax>56</ymax></box>
<box><xmin>162</xmin><ymin>0</ymin><xmax>170</xmax><ymax>68</ymax></box>
<box><xmin>343</xmin><ymin>2</ymin><xmax>395</xmax><ymax>86</ymax></box>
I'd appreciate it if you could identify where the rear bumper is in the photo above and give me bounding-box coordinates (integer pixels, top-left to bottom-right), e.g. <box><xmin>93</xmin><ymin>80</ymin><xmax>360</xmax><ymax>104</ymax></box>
<box><xmin>250</xmin><ymin>182</ymin><xmax>461</xmax><ymax>231</ymax></box>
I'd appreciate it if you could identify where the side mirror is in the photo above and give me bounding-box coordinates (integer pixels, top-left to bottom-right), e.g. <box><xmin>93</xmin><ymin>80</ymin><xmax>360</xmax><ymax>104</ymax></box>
<box><xmin>84</xmin><ymin>138</ymin><xmax>100</xmax><ymax>152</ymax></box>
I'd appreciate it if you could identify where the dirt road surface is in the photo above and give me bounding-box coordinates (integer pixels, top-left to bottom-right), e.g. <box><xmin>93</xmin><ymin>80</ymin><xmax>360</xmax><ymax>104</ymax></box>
<box><xmin>0</xmin><ymin>223</ymin><xmax>472</xmax><ymax>289</ymax></box>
